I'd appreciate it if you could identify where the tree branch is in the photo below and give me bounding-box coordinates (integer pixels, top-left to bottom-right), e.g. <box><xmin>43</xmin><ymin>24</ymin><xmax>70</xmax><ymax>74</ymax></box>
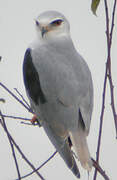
<box><xmin>93</xmin><ymin>0</ymin><xmax>117</xmax><ymax>179</ymax></box>
<box><xmin>92</xmin><ymin>158</ymin><xmax>110</xmax><ymax>180</ymax></box>
<box><xmin>107</xmin><ymin>0</ymin><xmax>117</xmax><ymax>137</ymax></box>
<box><xmin>2</xmin><ymin>114</ymin><xmax>31</xmax><ymax>121</ymax></box>
<box><xmin>14</xmin><ymin>88</ymin><xmax>31</xmax><ymax>109</ymax></box>
<box><xmin>0</xmin><ymin>115</ymin><xmax>45</xmax><ymax>180</ymax></box>
<box><xmin>0</xmin><ymin>111</ymin><xmax>21</xmax><ymax>180</ymax></box>
<box><xmin>93</xmin><ymin>65</ymin><xmax>108</xmax><ymax>180</ymax></box>
<box><xmin>0</xmin><ymin>82</ymin><xmax>33</xmax><ymax>113</ymax></box>
<box><xmin>19</xmin><ymin>151</ymin><xmax>57</xmax><ymax>179</ymax></box>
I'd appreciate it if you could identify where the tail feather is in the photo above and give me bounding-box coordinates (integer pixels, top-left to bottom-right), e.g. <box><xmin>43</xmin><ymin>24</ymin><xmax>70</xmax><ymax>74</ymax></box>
<box><xmin>59</xmin><ymin>139</ymin><xmax>80</xmax><ymax>178</ymax></box>
<box><xmin>69</xmin><ymin>126</ymin><xmax>92</xmax><ymax>171</ymax></box>
<box><xmin>43</xmin><ymin>121</ymin><xmax>80</xmax><ymax>178</ymax></box>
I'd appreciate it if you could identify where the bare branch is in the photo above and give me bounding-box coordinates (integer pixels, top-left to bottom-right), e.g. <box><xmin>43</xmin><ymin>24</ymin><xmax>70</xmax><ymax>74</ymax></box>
<box><xmin>107</xmin><ymin>0</ymin><xmax>117</xmax><ymax>137</ymax></box>
<box><xmin>14</xmin><ymin>88</ymin><xmax>31</xmax><ymax>109</ymax></box>
<box><xmin>0</xmin><ymin>116</ymin><xmax>45</xmax><ymax>180</ymax></box>
<box><xmin>2</xmin><ymin>114</ymin><xmax>31</xmax><ymax>121</ymax></box>
<box><xmin>92</xmin><ymin>158</ymin><xmax>110</xmax><ymax>180</ymax></box>
<box><xmin>19</xmin><ymin>151</ymin><xmax>57</xmax><ymax>179</ymax></box>
<box><xmin>93</xmin><ymin>65</ymin><xmax>108</xmax><ymax>180</ymax></box>
<box><xmin>93</xmin><ymin>0</ymin><xmax>117</xmax><ymax>179</ymax></box>
<box><xmin>0</xmin><ymin>82</ymin><xmax>33</xmax><ymax>113</ymax></box>
<box><xmin>2</xmin><ymin>114</ymin><xmax>41</xmax><ymax>126</ymax></box>
<box><xmin>109</xmin><ymin>0</ymin><xmax>117</xmax><ymax>46</ymax></box>
<box><xmin>0</xmin><ymin>111</ymin><xmax>21</xmax><ymax>180</ymax></box>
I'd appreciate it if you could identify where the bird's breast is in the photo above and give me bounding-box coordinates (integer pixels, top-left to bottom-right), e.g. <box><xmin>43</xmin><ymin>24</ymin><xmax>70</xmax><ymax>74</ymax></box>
<box><xmin>32</xmin><ymin>44</ymin><xmax>87</xmax><ymax>106</ymax></box>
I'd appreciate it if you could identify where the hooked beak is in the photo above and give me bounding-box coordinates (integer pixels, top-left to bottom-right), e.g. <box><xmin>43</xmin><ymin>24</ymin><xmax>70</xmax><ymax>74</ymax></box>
<box><xmin>41</xmin><ymin>27</ymin><xmax>48</xmax><ymax>37</ymax></box>
<box><xmin>35</xmin><ymin>19</ymin><xmax>49</xmax><ymax>37</ymax></box>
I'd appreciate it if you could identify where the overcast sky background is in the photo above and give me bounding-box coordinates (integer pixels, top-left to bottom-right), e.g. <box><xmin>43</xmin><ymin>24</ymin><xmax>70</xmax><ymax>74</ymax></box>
<box><xmin>0</xmin><ymin>0</ymin><xmax>117</xmax><ymax>180</ymax></box>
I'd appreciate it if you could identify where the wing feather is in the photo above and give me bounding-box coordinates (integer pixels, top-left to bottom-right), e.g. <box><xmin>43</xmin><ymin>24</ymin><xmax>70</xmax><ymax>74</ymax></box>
<box><xmin>23</xmin><ymin>48</ymin><xmax>46</xmax><ymax>105</ymax></box>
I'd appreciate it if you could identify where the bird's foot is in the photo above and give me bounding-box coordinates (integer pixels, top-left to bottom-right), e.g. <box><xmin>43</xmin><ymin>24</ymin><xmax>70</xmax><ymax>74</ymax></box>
<box><xmin>30</xmin><ymin>114</ymin><xmax>42</xmax><ymax>127</ymax></box>
<box><xmin>30</xmin><ymin>114</ymin><xmax>38</xmax><ymax>124</ymax></box>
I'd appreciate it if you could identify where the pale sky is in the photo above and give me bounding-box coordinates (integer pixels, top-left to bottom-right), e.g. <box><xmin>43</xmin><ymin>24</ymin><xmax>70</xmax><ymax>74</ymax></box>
<box><xmin>0</xmin><ymin>0</ymin><xmax>117</xmax><ymax>180</ymax></box>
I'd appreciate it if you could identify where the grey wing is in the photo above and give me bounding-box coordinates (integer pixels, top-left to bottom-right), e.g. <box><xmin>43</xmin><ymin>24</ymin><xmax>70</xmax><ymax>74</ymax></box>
<box><xmin>79</xmin><ymin>77</ymin><xmax>93</xmax><ymax>135</ymax></box>
<box><xmin>73</xmin><ymin>53</ymin><xmax>93</xmax><ymax>134</ymax></box>
<box><xmin>68</xmin><ymin>53</ymin><xmax>93</xmax><ymax>171</ymax></box>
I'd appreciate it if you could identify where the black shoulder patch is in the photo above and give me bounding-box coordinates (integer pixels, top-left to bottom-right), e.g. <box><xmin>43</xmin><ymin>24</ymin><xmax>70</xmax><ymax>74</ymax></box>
<box><xmin>23</xmin><ymin>48</ymin><xmax>46</xmax><ymax>105</ymax></box>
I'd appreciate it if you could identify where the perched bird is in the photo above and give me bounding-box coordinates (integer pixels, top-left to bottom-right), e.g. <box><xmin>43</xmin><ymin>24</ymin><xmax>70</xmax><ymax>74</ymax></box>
<box><xmin>23</xmin><ymin>10</ymin><xmax>93</xmax><ymax>179</ymax></box>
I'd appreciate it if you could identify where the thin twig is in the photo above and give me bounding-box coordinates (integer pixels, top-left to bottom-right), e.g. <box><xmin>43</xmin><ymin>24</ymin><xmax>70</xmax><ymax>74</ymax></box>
<box><xmin>0</xmin><ymin>82</ymin><xmax>33</xmax><ymax>113</ymax></box>
<box><xmin>2</xmin><ymin>114</ymin><xmax>31</xmax><ymax>121</ymax></box>
<box><xmin>0</xmin><ymin>111</ymin><xmax>21</xmax><ymax>180</ymax></box>
<box><xmin>93</xmin><ymin>0</ymin><xmax>117</xmax><ymax>179</ymax></box>
<box><xmin>109</xmin><ymin>0</ymin><xmax>117</xmax><ymax>46</ymax></box>
<box><xmin>107</xmin><ymin>0</ymin><xmax>117</xmax><ymax>137</ymax></box>
<box><xmin>2</xmin><ymin>114</ymin><xmax>41</xmax><ymax>126</ymax></box>
<box><xmin>105</xmin><ymin>0</ymin><xmax>117</xmax><ymax>137</ymax></box>
<box><xmin>18</xmin><ymin>151</ymin><xmax>57</xmax><ymax>180</ymax></box>
<box><xmin>14</xmin><ymin>88</ymin><xmax>31</xmax><ymax>109</ymax></box>
<box><xmin>92</xmin><ymin>158</ymin><xmax>110</xmax><ymax>180</ymax></box>
<box><xmin>93</xmin><ymin>63</ymin><xmax>108</xmax><ymax>180</ymax></box>
<box><xmin>20</xmin><ymin>121</ymin><xmax>38</xmax><ymax>126</ymax></box>
<box><xmin>0</xmin><ymin>118</ymin><xmax>45</xmax><ymax>180</ymax></box>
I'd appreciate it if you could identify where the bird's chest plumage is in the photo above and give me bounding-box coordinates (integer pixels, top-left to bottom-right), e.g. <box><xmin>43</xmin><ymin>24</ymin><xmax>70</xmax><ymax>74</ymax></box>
<box><xmin>32</xmin><ymin>44</ymin><xmax>82</xmax><ymax>105</ymax></box>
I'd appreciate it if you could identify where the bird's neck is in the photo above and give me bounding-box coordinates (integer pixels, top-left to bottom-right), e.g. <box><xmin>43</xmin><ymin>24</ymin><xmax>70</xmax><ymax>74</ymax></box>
<box><xmin>31</xmin><ymin>33</ymin><xmax>75</xmax><ymax>53</ymax></box>
<box><xmin>44</xmin><ymin>34</ymin><xmax>73</xmax><ymax>48</ymax></box>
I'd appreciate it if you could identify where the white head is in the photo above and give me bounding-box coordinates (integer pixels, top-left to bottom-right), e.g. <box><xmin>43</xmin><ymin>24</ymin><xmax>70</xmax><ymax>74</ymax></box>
<box><xmin>35</xmin><ymin>11</ymin><xmax>70</xmax><ymax>40</ymax></box>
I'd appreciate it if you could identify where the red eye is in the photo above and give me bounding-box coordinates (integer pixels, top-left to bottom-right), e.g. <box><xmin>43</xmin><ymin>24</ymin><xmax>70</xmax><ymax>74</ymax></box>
<box><xmin>51</xmin><ymin>19</ymin><xmax>63</xmax><ymax>26</ymax></box>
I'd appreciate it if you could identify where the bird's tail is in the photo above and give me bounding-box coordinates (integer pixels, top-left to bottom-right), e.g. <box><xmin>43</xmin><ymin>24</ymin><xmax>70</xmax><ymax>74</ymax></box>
<box><xmin>59</xmin><ymin>139</ymin><xmax>81</xmax><ymax>178</ymax></box>
<box><xmin>43</xmin><ymin>121</ymin><xmax>80</xmax><ymax>178</ymax></box>
<box><xmin>69</xmin><ymin>123</ymin><xmax>92</xmax><ymax>171</ymax></box>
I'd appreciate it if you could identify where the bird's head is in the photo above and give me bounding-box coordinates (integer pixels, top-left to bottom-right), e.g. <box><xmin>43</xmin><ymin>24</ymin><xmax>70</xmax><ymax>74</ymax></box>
<box><xmin>35</xmin><ymin>11</ymin><xmax>70</xmax><ymax>40</ymax></box>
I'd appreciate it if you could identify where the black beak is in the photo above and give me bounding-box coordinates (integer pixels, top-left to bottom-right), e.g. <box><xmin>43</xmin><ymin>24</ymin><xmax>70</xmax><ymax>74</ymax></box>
<box><xmin>41</xmin><ymin>27</ymin><xmax>48</xmax><ymax>37</ymax></box>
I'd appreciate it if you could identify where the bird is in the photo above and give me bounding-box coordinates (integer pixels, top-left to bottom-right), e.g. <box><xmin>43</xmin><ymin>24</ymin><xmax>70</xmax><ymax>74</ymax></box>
<box><xmin>23</xmin><ymin>10</ymin><xmax>93</xmax><ymax>179</ymax></box>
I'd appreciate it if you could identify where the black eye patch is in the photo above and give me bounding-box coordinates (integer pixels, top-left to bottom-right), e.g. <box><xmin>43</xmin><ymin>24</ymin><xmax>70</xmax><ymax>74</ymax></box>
<box><xmin>51</xmin><ymin>19</ymin><xmax>63</xmax><ymax>26</ymax></box>
<box><xmin>35</xmin><ymin>20</ymin><xmax>39</xmax><ymax>26</ymax></box>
